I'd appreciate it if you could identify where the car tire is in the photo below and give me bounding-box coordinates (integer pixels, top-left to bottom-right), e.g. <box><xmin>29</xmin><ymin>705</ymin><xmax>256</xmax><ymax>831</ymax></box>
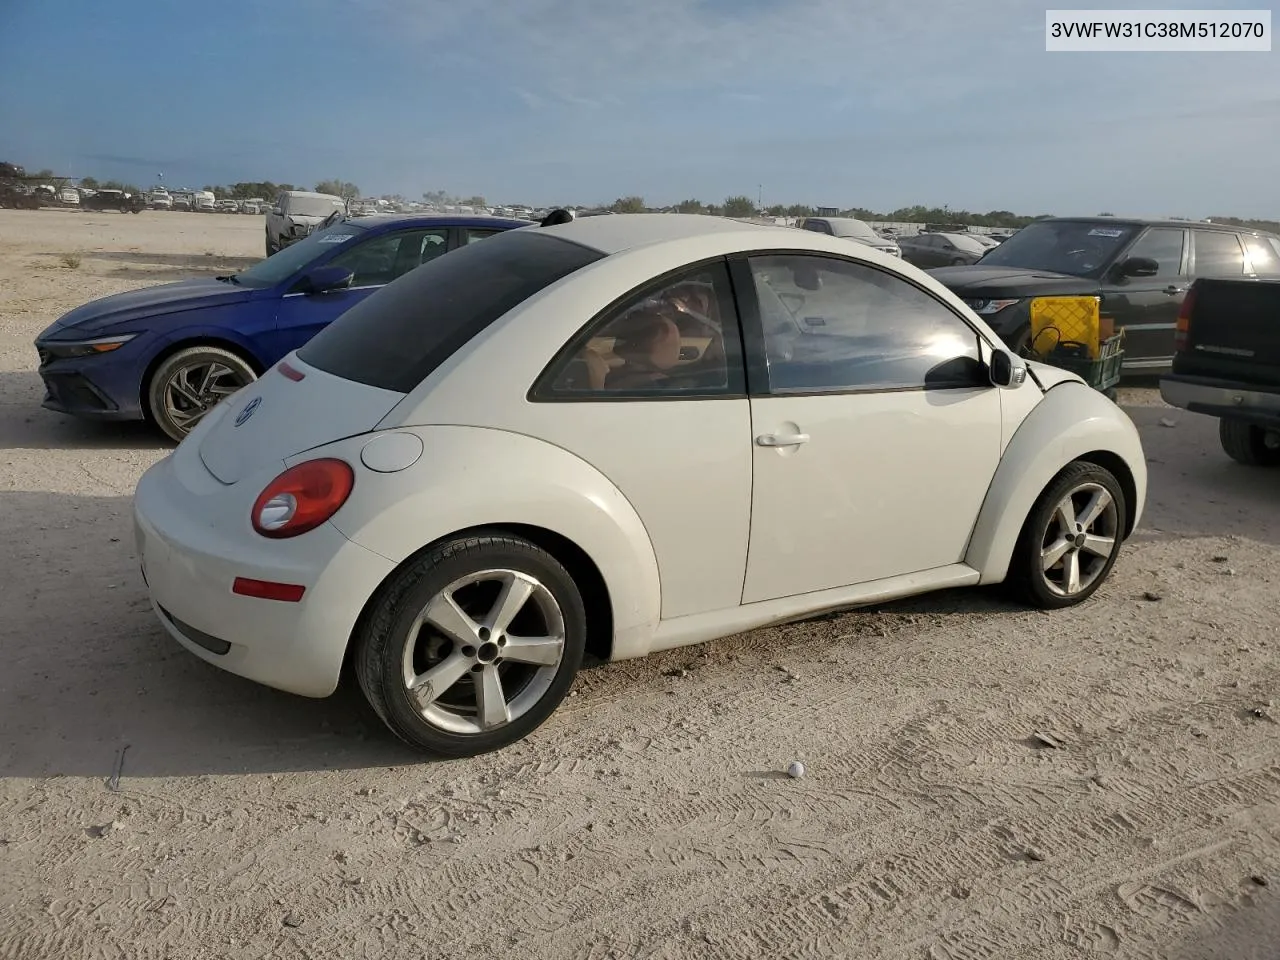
<box><xmin>355</xmin><ymin>532</ymin><xmax>587</xmax><ymax>758</ymax></box>
<box><xmin>1008</xmin><ymin>461</ymin><xmax>1126</xmax><ymax>610</ymax></box>
<box><xmin>1219</xmin><ymin>418</ymin><xmax>1280</xmax><ymax>467</ymax></box>
<box><xmin>145</xmin><ymin>345</ymin><xmax>257</xmax><ymax>443</ymax></box>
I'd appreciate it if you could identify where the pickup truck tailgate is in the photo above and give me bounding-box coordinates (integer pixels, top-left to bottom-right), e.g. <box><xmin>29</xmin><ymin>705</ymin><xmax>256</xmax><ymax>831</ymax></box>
<box><xmin>1182</xmin><ymin>278</ymin><xmax>1280</xmax><ymax>369</ymax></box>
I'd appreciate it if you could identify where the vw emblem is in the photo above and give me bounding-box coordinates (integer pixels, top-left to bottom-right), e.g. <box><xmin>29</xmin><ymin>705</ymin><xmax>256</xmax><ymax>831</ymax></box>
<box><xmin>235</xmin><ymin>396</ymin><xmax>262</xmax><ymax>427</ymax></box>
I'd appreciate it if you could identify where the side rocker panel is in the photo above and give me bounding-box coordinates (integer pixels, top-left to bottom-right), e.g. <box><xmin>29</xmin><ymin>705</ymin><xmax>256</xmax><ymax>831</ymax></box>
<box><xmin>966</xmin><ymin>383</ymin><xmax>1147</xmax><ymax>584</ymax></box>
<box><xmin>301</xmin><ymin>425</ymin><xmax>664</xmax><ymax>662</ymax></box>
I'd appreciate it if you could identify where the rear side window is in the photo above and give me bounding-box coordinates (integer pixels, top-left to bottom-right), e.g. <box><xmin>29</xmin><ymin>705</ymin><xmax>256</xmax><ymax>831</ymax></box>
<box><xmin>298</xmin><ymin>230</ymin><xmax>603</xmax><ymax>393</ymax></box>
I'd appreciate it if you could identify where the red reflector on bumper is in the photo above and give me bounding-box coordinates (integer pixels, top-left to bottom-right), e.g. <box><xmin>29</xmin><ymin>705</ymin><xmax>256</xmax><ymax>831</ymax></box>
<box><xmin>232</xmin><ymin>577</ymin><xmax>306</xmax><ymax>602</ymax></box>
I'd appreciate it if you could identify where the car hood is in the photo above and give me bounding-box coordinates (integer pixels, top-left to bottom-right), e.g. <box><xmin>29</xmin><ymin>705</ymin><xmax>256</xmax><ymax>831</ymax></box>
<box><xmin>43</xmin><ymin>278</ymin><xmax>256</xmax><ymax>337</ymax></box>
<box><xmin>928</xmin><ymin>265</ymin><xmax>1100</xmax><ymax>297</ymax></box>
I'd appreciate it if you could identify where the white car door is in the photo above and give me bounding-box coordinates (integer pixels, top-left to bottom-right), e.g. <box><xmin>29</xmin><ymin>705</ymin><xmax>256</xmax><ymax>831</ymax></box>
<box><xmin>521</xmin><ymin>260</ymin><xmax>753</xmax><ymax>621</ymax></box>
<box><xmin>736</xmin><ymin>253</ymin><xmax>1004</xmax><ymax>603</ymax></box>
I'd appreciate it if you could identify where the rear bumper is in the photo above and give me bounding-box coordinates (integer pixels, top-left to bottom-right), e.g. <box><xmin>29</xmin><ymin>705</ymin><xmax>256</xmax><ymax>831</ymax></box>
<box><xmin>134</xmin><ymin>452</ymin><xmax>396</xmax><ymax>698</ymax></box>
<box><xmin>1160</xmin><ymin>374</ymin><xmax>1280</xmax><ymax>428</ymax></box>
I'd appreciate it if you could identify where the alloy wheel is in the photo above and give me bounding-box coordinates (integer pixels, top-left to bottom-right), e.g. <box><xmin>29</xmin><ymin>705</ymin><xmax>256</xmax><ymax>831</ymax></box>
<box><xmin>1038</xmin><ymin>481</ymin><xmax>1119</xmax><ymax>597</ymax></box>
<box><xmin>401</xmin><ymin>569</ymin><xmax>566</xmax><ymax>735</ymax></box>
<box><xmin>161</xmin><ymin>361</ymin><xmax>253</xmax><ymax>434</ymax></box>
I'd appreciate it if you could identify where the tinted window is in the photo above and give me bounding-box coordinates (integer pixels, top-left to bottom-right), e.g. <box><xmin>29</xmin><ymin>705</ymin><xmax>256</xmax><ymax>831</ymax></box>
<box><xmin>978</xmin><ymin>220</ymin><xmax>1138</xmax><ymax>276</ymax></box>
<box><xmin>1193</xmin><ymin>231</ymin><xmax>1246</xmax><ymax>276</ymax></box>
<box><xmin>466</xmin><ymin>228</ymin><xmax>502</xmax><ymax>244</ymax></box>
<box><xmin>326</xmin><ymin>229</ymin><xmax>448</xmax><ymax>286</ymax></box>
<box><xmin>747</xmin><ymin>254</ymin><xmax>985</xmax><ymax>393</ymax></box>
<box><xmin>298</xmin><ymin>231</ymin><xmax>603</xmax><ymax>393</ymax></box>
<box><xmin>1243</xmin><ymin>235</ymin><xmax>1280</xmax><ymax>275</ymax></box>
<box><xmin>1122</xmin><ymin>227</ymin><xmax>1185</xmax><ymax>276</ymax></box>
<box><xmin>536</xmin><ymin>261</ymin><xmax>744</xmax><ymax>399</ymax></box>
<box><xmin>803</xmin><ymin>220</ymin><xmax>830</xmax><ymax>234</ymax></box>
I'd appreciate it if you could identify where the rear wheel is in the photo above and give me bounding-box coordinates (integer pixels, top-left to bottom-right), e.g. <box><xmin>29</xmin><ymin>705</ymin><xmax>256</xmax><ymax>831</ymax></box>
<box><xmin>355</xmin><ymin>533</ymin><xmax>586</xmax><ymax>758</ymax></box>
<box><xmin>145</xmin><ymin>345</ymin><xmax>257</xmax><ymax>443</ymax></box>
<box><xmin>1219</xmin><ymin>418</ymin><xmax>1280</xmax><ymax>467</ymax></box>
<box><xmin>1008</xmin><ymin>461</ymin><xmax>1126</xmax><ymax>609</ymax></box>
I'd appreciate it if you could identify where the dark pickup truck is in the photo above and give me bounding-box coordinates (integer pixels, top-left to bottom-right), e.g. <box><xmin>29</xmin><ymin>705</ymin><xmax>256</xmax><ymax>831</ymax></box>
<box><xmin>81</xmin><ymin>189</ymin><xmax>146</xmax><ymax>213</ymax></box>
<box><xmin>1160</xmin><ymin>277</ymin><xmax>1280</xmax><ymax>466</ymax></box>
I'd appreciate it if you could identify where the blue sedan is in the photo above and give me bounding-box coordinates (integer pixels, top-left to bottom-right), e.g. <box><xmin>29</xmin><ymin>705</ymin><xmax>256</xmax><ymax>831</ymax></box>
<box><xmin>33</xmin><ymin>213</ymin><xmax>528</xmax><ymax>441</ymax></box>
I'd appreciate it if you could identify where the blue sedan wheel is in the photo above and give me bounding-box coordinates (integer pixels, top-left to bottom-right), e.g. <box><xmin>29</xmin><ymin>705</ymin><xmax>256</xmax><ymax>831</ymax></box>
<box><xmin>146</xmin><ymin>345</ymin><xmax>257</xmax><ymax>443</ymax></box>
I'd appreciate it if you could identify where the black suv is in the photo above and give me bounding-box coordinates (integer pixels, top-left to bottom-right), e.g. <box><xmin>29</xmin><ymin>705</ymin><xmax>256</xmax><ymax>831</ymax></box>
<box><xmin>930</xmin><ymin>217</ymin><xmax>1280</xmax><ymax>373</ymax></box>
<box><xmin>81</xmin><ymin>189</ymin><xmax>146</xmax><ymax>213</ymax></box>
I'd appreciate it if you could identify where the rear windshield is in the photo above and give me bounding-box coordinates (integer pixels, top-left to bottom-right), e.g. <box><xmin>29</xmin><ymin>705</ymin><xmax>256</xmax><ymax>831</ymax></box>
<box><xmin>298</xmin><ymin>230</ymin><xmax>604</xmax><ymax>393</ymax></box>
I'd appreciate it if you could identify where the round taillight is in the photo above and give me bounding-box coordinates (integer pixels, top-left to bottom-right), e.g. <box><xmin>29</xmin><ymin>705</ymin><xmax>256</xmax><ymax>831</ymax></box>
<box><xmin>251</xmin><ymin>459</ymin><xmax>354</xmax><ymax>539</ymax></box>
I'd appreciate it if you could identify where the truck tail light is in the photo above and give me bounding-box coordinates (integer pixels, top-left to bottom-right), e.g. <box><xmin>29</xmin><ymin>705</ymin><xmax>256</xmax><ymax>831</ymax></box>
<box><xmin>1173</xmin><ymin>284</ymin><xmax>1196</xmax><ymax>353</ymax></box>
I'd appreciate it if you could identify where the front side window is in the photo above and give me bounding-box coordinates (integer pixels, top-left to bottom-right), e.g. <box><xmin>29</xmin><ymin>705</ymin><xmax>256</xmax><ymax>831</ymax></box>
<box><xmin>298</xmin><ymin>231</ymin><xmax>604</xmax><ymax>393</ymax></box>
<box><xmin>1193</xmin><ymin>231</ymin><xmax>1246</xmax><ymax>276</ymax></box>
<box><xmin>535</xmin><ymin>261</ymin><xmax>743</xmax><ymax>398</ymax></box>
<box><xmin>747</xmin><ymin>254</ymin><xmax>986</xmax><ymax>393</ymax></box>
<box><xmin>466</xmin><ymin>228</ymin><xmax>503</xmax><ymax>244</ymax></box>
<box><xmin>326</xmin><ymin>229</ymin><xmax>448</xmax><ymax>286</ymax></box>
<box><xmin>1122</xmin><ymin>227</ymin><xmax>1186</xmax><ymax>277</ymax></box>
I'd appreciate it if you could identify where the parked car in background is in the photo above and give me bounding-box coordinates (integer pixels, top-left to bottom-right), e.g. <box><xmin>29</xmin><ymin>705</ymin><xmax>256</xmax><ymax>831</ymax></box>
<box><xmin>240</xmin><ymin>198</ymin><xmax>263</xmax><ymax>214</ymax></box>
<box><xmin>193</xmin><ymin>191</ymin><xmax>216</xmax><ymax>213</ymax></box>
<box><xmin>150</xmin><ymin>189</ymin><xmax>173</xmax><ymax>210</ymax></box>
<box><xmin>266</xmin><ymin>191</ymin><xmax>348</xmax><ymax>255</ymax></box>
<box><xmin>968</xmin><ymin>233</ymin><xmax>1002</xmax><ymax>250</ymax></box>
<box><xmin>171</xmin><ymin>192</ymin><xmax>193</xmax><ymax>211</ymax></box>
<box><xmin>81</xmin><ymin>188</ymin><xmax>146</xmax><ymax>213</ymax></box>
<box><xmin>796</xmin><ymin>216</ymin><xmax>901</xmax><ymax>257</ymax></box>
<box><xmin>58</xmin><ymin>186</ymin><xmax>80</xmax><ymax>206</ymax></box>
<box><xmin>130</xmin><ymin>213</ymin><xmax>1146</xmax><ymax>758</ymax></box>
<box><xmin>1160</xmin><ymin>276</ymin><xmax>1280</xmax><ymax>466</ymax></box>
<box><xmin>930</xmin><ymin>217</ymin><xmax>1280</xmax><ymax>371</ymax></box>
<box><xmin>33</xmin><ymin>214</ymin><xmax>526</xmax><ymax>441</ymax></box>
<box><xmin>898</xmin><ymin>232</ymin><xmax>989</xmax><ymax>268</ymax></box>
<box><xmin>216</xmin><ymin>198</ymin><xmax>241</xmax><ymax>213</ymax></box>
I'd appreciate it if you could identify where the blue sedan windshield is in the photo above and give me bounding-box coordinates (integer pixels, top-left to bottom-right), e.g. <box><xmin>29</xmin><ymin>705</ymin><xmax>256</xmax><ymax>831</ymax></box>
<box><xmin>231</xmin><ymin>221</ymin><xmax>369</xmax><ymax>288</ymax></box>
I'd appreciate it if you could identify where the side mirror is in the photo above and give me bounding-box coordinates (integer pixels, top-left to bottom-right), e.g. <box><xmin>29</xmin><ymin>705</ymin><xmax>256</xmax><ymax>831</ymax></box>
<box><xmin>296</xmin><ymin>265</ymin><xmax>354</xmax><ymax>294</ymax></box>
<box><xmin>1117</xmin><ymin>256</ymin><xmax>1159</xmax><ymax>278</ymax></box>
<box><xmin>989</xmin><ymin>347</ymin><xmax>1028</xmax><ymax>389</ymax></box>
<box><xmin>271</xmin><ymin>206</ymin><xmax>283</xmax><ymax>216</ymax></box>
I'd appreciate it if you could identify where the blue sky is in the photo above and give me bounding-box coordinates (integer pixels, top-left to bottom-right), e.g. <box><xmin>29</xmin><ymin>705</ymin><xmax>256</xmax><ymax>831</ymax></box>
<box><xmin>2</xmin><ymin>0</ymin><xmax>1276</xmax><ymax>217</ymax></box>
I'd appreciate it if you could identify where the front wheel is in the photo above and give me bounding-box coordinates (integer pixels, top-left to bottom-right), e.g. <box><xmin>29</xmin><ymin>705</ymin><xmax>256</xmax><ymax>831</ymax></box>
<box><xmin>1219</xmin><ymin>418</ymin><xmax>1280</xmax><ymax>467</ymax></box>
<box><xmin>1008</xmin><ymin>461</ymin><xmax>1126</xmax><ymax>609</ymax></box>
<box><xmin>145</xmin><ymin>345</ymin><xmax>257</xmax><ymax>443</ymax></box>
<box><xmin>355</xmin><ymin>533</ymin><xmax>587</xmax><ymax>758</ymax></box>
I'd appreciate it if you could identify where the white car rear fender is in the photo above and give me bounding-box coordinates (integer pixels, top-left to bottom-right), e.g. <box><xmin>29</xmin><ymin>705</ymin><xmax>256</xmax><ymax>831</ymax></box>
<box><xmin>966</xmin><ymin>382</ymin><xmax>1147</xmax><ymax>584</ymax></box>
<box><xmin>299</xmin><ymin>425</ymin><xmax>662</xmax><ymax>662</ymax></box>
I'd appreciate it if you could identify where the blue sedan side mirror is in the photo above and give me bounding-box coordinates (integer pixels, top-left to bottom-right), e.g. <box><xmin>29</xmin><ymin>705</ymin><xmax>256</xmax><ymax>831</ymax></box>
<box><xmin>297</xmin><ymin>265</ymin><xmax>355</xmax><ymax>294</ymax></box>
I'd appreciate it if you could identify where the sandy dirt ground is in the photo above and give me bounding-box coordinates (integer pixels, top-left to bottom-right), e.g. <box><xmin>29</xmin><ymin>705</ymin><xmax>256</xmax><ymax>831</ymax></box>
<box><xmin>2</xmin><ymin>209</ymin><xmax>1280</xmax><ymax>960</ymax></box>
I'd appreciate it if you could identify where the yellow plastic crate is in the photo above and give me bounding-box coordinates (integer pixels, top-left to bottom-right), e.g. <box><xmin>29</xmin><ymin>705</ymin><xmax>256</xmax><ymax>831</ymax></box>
<box><xmin>1028</xmin><ymin>295</ymin><xmax>1102</xmax><ymax>358</ymax></box>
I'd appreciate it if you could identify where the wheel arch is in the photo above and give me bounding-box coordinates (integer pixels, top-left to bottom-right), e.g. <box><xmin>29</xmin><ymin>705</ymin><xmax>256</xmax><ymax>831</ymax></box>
<box><xmin>138</xmin><ymin>335</ymin><xmax>266</xmax><ymax>422</ymax></box>
<box><xmin>966</xmin><ymin>382</ymin><xmax>1147</xmax><ymax>584</ymax></box>
<box><xmin>340</xmin><ymin>522</ymin><xmax>615</xmax><ymax>685</ymax></box>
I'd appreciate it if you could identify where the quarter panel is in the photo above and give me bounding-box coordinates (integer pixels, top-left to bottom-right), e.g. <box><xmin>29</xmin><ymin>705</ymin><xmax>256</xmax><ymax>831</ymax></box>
<box><xmin>966</xmin><ymin>382</ymin><xmax>1147</xmax><ymax>583</ymax></box>
<box><xmin>310</xmin><ymin>426</ymin><xmax>663</xmax><ymax>660</ymax></box>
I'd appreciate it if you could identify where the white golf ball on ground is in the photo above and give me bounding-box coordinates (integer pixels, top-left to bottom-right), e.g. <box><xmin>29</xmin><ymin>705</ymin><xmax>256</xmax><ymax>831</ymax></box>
<box><xmin>787</xmin><ymin>761</ymin><xmax>805</xmax><ymax>779</ymax></box>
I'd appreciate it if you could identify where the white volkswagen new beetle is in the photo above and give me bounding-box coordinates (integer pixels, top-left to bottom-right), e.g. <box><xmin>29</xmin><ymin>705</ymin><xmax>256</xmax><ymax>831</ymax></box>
<box><xmin>133</xmin><ymin>214</ymin><xmax>1147</xmax><ymax>756</ymax></box>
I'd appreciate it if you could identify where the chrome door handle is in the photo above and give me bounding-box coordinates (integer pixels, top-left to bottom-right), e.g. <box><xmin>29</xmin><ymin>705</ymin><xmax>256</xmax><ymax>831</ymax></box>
<box><xmin>1163</xmin><ymin>285</ymin><xmax>1187</xmax><ymax>296</ymax></box>
<box><xmin>756</xmin><ymin>432</ymin><xmax>810</xmax><ymax>447</ymax></box>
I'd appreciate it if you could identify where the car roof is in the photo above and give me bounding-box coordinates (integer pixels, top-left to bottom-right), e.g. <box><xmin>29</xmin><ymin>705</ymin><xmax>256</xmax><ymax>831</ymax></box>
<box><xmin>352</xmin><ymin>213</ymin><xmax>530</xmax><ymax>230</ymax></box>
<box><xmin>1042</xmin><ymin>215</ymin><xmax>1270</xmax><ymax>235</ymax></box>
<box><xmin>282</xmin><ymin>190</ymin><xmax>343</xmax><ymax>199</ymax></box>
<box><xmin>533</xmin><ymin>213</ymin><xmax>775</xmax><ymax>255</ymax></box>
